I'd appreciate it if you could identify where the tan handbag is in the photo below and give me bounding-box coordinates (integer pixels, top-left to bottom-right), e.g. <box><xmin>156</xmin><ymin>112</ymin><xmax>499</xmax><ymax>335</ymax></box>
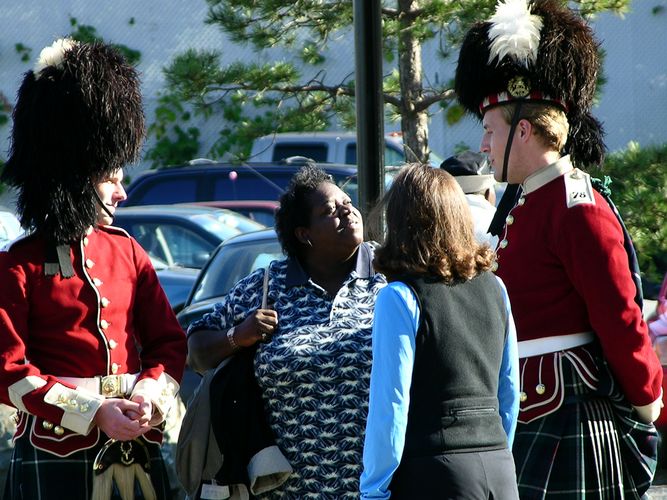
<box><xmin>175</xmin><ymin>267</ymin><xmax>289</xmax><ymax>499</ymax></box>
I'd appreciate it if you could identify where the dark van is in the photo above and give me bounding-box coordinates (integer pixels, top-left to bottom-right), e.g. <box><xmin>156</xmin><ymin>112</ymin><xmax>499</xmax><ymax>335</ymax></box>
<box><xmin>123</xmin><ymin>159</ymin><xmax>361</xmax><ymax>207</ymax></box>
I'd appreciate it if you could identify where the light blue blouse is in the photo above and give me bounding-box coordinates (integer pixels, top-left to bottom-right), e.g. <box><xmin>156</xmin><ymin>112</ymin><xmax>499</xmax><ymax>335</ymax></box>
<box><xmin>360</xmin><ymin>277</ymin><xmax>520</xmax><ymax>499</ymax></box>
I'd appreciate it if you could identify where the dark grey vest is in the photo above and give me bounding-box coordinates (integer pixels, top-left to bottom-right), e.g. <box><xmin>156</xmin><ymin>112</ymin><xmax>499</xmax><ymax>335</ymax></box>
<box><xmin>399</xmin><ymin>272</ymin><xmax>509</xmax><ymax>456</ymax></box>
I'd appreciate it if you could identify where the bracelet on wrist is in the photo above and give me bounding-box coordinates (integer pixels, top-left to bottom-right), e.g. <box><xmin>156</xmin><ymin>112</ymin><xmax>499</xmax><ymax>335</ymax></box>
<box><xmin>227</xmin><ymin>326</ymin><xmax>240</xmax><ymax>351</ymax></box>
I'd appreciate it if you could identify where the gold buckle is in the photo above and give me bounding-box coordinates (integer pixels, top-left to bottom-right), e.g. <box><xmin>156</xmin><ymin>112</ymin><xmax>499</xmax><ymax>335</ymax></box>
<box><xmin>100</xmin><ymin>375</ymin><xmax>123</xmax><ymax>397</ymax></box>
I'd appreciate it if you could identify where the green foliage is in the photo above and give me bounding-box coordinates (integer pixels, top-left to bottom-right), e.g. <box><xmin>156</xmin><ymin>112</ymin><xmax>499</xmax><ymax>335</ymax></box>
<box><xmin>68</xmin><ymin>17</ymin><xmax>141</xmax><ymax>65</ymax></box>
<box><xmin>14</xmin><ymin>43</ymin><xmax>31</xmax><ymax>63</ymax></box>
<box><xmin>601</xmin><ymin>142</ymin><xmax>667</xmax><ymax>286</ymax></box>
<box><xmin>146</xmin><ymin>0</ymin><xmax>632</xmax><ymax>166</ymax></box>
<box><xmin>147</xmin><ymin>48</ymin><xmax>337</xmax><ymax>163</ymax></box>
<box><xmin>445</xmin><ymin>104</ymin><xmax>465</xmax><ymax>126</ymax></box>
<box><xmin>301</xmin><ymin>41</ymin><xmax>325</xmax><ymax>65</ymax></box>
<box><xmin>145</xmin><ymin>93</ymin><xmax>200</xmax><ymax>168</ymax></box>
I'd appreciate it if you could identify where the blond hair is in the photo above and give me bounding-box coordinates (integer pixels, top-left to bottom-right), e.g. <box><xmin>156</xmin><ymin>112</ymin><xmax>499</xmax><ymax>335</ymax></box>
<box><xmin>500</xmin><ymin>102</ymin><xmax>569</xmax><ymax>152</ymax></box>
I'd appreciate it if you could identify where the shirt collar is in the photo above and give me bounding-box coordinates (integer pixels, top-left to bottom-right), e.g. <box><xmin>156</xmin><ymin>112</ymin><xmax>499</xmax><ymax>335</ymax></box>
<box><xmin>522</xmin><ymin>155</ymin><xmax>573</xmax><ymax>194</ymax></box>
<box><xmin>284</xmin><ymin>242</ymin><xmax>375</xmax><ymax>287</ymax></box>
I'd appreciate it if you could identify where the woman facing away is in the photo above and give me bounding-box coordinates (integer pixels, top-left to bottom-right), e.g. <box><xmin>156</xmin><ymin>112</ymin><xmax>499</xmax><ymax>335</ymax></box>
<box><xmin>360</xmin><ymin>164</ymin><xmax>520</xmax><ymax>499</ymax></box>
<box><xmin>187</xmin><ymin>164</ymin><xmax>386</xmax><ymax>498</ymax></box>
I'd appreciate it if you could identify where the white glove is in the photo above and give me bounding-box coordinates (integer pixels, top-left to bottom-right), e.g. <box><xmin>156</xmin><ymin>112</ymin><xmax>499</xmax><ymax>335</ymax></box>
<box><xmin>633</xmin><ymin>390</ymin><xmax>664</xmax><ymax>424</ymax></box>
<box><xmin>649</xmin><ymin>312</ymin><xmax>667</xmax><ymax>336</ymax></box>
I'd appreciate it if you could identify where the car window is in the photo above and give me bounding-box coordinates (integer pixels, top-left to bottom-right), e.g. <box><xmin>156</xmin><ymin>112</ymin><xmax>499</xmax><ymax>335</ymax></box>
<box><xmin>0</xmin><ymin>212</ymin><xmax>22</xmax><ymax>244</ymax></box>
<box><xmin>385</xmin><ymin>144</ymin><xmax>405</xmax><ymax>166</ymax></box>
<box><xmin>134</xmin><ymin>178</ymin><xmax>198</xmax><ymax>205</ymax></box>
<box><xmin>251</xmin><ymin>252</ymin><xmax>277</xmax><ymax>271</ymax></box>
<box><xmin>243</xmin><ymin>210</ymin><xmax>276</xmax><ymax>227</ymax></box>
<box><xmin>133</xmin><ymin>223</ymin><xmax>215</xmax><ymax>268</ymax></box>
<box><xmin>345</xmin><ymin>144</ymin><xmax>356</xmax><ymax>165</ymax></box>
<box><xmin>203</xmin><ymin>211</ymin><xmax>265</xmax><ymax>234</ymax></box>
<box><xmin>337</xmin><ymin>171</ymin><xmax>397</xmax><ymax>206</ymax></box>
<box><xmin>212</xmin><ymin>171</ymin><xmax>289</xmax><ymax>202</ymax></box>
<box><xmin>190</xmin><ymin>213</ymin><xmax>247</xmax><ymax>240</ymax></box>
<box><xmin>161</xmin><ymin>225</ymin><xmax>216</xmax><ymax>268</ymax></box>
<box><xmin>192</xmin><ymin>238</ymin><xmax>283</xmax><ymax>303</ymax></box>
<box><xmin>272</xmin><ymin>144</ymin><xmax>328</xmax><ymax>162</ymax></box>
<box><xmin>345</xmin><ymin>143</ymin><xmax>406</xmax><ymax>167</ymax></box>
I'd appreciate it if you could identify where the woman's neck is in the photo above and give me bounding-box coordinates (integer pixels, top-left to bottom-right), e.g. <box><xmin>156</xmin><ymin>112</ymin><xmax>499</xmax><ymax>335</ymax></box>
<box><xmin>302</xmin><ymin>249</ymin><xmax>357</xmax><ymax>296</ymax></box>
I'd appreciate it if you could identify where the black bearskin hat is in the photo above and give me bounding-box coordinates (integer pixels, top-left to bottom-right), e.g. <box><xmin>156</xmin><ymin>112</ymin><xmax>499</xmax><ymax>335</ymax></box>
<box><xmin>454</xmin><ymin>0</ymin><xmax>605</xmax><ymax>168</ymax></box>
<box><xmin>1</xmin><ymin>38</ymin><xmax>145</xmax><ymax>243</ymax></box>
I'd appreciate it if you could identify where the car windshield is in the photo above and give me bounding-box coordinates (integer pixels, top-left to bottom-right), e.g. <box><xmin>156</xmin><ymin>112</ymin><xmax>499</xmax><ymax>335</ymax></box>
<box><xmin>0</xmin><ymin>211</ymin><xmax>22</xmax><ymax>245</ymax></box>
<box><xmin>189</xmin><ymin>213</ymin><xmax>248</xmax><ymax>241</ymax></box>
<box><xmin>337</xmin><ymin>169</ymin><xmax>400</xmax><ymax>205</ymax></box>
<box><xmin>191</xmin><ymin>236</ymin><xmax>284</xmax><ymax>304</ymax></box>
<box><xmin>205</xmin><ymin>210</ymin><xmax>265</xmax><ymax>234</ymax></box>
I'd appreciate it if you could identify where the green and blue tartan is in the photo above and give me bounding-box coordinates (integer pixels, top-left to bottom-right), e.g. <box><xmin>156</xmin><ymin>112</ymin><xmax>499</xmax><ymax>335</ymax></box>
<box><xmin>4</xmin><ymin>426</ymin><xmax>172</xmax><ymax>500</ymax></box>
<box><xmin>513</xmin><ymin>358</ymin><xmax>658</xmax><ymax>499</ymax></box>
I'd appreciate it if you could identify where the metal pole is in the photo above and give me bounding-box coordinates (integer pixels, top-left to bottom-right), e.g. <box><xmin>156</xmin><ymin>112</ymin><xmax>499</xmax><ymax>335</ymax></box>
<box><xmin>353</xmin><ymin>0</ymin><xmax>385</xmax><ymax>237</ymax></box>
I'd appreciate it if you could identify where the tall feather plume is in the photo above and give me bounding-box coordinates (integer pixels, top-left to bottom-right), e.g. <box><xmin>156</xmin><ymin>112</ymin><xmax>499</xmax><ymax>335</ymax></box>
<box><xmin>487</xmin><ymin>0</ymin><xmax>542</xmax><ymax>67</ymax></box>
<box><xmin>33</xmin><ymin>38</ymin><xmax>77</xmax><ymax>76</ymax></box>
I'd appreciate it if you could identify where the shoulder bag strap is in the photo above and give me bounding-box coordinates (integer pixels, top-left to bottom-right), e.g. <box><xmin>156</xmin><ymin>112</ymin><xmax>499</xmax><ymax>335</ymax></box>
<box><xmin>262</xmin><ymin>266</ymin><xmax>270</xmax><ymax>309</ymax></box>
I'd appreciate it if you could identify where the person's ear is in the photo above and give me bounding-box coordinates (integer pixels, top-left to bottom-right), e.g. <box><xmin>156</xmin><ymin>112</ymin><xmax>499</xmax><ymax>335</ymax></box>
<box><xmin>295</xmin><ymin>227</ymin><xmax>312</xmax><ymax>247</ymax></box>
<box><xmin>518</xmin><ymin>119</ymin><xmax>532</xmax><ymax>140</ymax></box>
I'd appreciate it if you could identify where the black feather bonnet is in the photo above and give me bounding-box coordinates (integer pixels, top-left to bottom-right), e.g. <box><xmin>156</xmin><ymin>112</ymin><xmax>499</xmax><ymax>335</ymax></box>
<box><xmin>454</xmin><ymin>0</ymin><xmax>604</xmax><ymax>168</ymax></box>
<box><xmin>1</xmin><ymin>38</ymin><xmax>145</xmax><ymax>243</ymax></box>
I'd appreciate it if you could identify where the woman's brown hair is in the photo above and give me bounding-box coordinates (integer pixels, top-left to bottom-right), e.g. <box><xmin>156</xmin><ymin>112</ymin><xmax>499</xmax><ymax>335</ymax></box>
<box><xmin>373</xmin><ymin>164</ymin><xmax>495</xmax><ymax>283</ymax></box>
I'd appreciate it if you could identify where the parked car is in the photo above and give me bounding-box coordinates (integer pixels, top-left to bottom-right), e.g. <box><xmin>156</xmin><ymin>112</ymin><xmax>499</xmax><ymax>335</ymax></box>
<box><xmin>153</xmin><ymin>260</ymin><xmax>199</xmax><ymax>313</ymax></box>
<box><xmin>648</xmin><ymin>272</ymin><xmax>667</xmax><ymax>433</ymax></box>
<box><xmin>122</xmin><ymin>159</ymin><xmax>402</xmax><ymax>208</ymax></box>
<box><xmin>0</xmin><ymin>210</ymin><xmax>22</xmax><ymax>247</ymax></box>
<box><xmin>177</xmin><ymin>228</ymin><xmax>282</xmax><ymax>332</ymax></box>
<box><xmin>192</xmin><ymin>200</ymin><xmax>278</xmax><ymax>227</ymax></box>
<box><xmin>113</xmin><ymin>204</ymin><xmax>264</xmax><ymax>269</ymax></box>
<box><xmin>249</xmin><ymin>131</ymin><xmax>444</xmax><ymax>167</ymax></box>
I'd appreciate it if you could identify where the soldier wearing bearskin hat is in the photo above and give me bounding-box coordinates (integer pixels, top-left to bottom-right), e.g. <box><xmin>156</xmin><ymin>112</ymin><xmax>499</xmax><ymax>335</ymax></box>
<box><xmin>455</xmin><ymin>0</ymin><xmax>662</xmax><ymax>497</ymax></box>
<box><xmin>0</xmin><ymin>38</ymin><xmax>186</xmax><ymax>499</ymax></box>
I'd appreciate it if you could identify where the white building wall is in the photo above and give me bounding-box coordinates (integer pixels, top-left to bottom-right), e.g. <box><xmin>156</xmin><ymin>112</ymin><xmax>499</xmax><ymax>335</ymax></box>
<box><xmin>0</xmin><ymin>1</ymin><xmax>665</xmax><ymax>207</ymax></box>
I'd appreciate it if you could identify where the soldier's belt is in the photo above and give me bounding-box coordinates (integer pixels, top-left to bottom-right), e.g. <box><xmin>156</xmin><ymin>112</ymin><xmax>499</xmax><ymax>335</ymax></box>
<box><xmin>58</xmin><ymin>373</ymin><xmax>140</xmax><ymax>397</ymax></box>
<box><xmin>518</xmin><ymin>332</ymin><xmax>594</xmax><ymax>358</ymax></box>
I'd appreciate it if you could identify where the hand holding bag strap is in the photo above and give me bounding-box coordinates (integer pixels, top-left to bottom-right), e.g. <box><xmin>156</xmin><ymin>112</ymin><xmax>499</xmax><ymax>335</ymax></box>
<box><xmin>262</xmin><ymin>266</ymin><xmax>269</xmax><ymax>309</ymax></box>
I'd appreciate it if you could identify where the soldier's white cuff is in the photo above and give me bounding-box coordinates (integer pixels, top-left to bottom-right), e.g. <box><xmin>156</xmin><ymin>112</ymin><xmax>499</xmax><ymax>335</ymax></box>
<box><xmin>131</xmin><ymin>372</ymin><xmax>180</xmax><ymax>425</ymax></box>
<box><xmin>44</xmin><ymin>383</ymin><xmax>104</xmax><ymax>435</ymax></box>
<box><xmin>8</xmin><ymin>376</ymin><xmax>47</xmax><ymax>412</ymax></box>
<box><xmin>633</xmin><ymin>390</ymin><xmax>664</xmax><ymax>424</ymax></box>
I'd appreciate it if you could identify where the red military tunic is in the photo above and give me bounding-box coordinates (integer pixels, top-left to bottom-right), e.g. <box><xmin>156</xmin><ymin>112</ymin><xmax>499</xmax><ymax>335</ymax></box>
<box><xmin>495</xmin><ymin>156</ymin><xmax>661</xmax><ymax>422</ymax></box>
<box><xmin>0</xmin><ymin>225</ymin><xmax>186</xmax><ymax>456</ymax></box>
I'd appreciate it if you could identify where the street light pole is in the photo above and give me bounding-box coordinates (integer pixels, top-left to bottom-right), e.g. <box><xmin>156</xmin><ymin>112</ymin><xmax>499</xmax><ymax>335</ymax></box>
<box><xmin>354</xmin><ymin>0</ymin><xmax>385</xmax><ymax>237</ymax></box>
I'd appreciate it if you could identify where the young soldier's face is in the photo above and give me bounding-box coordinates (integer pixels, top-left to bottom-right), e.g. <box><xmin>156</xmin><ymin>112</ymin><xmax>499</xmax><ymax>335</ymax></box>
<box><xmin>95</xmin><ymin>169</ymin><xmax>127</xmax><ymax>226</ymax></box>
<box><xmin>481</xmin><ymin>107</ymin><xmax>512</xmax><ymax>183</ymax></box>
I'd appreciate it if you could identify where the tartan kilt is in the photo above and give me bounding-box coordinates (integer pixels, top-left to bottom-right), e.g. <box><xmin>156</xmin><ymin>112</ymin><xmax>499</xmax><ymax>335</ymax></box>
<box><xmin>4</xmin><ymin>428</ymin><xmax>172</xmax><ymax>500</ymax></box>
<box><xmin>513</xmin><ymin>357</ymin><xmax>658</xmax><ymax>499</ymax></box>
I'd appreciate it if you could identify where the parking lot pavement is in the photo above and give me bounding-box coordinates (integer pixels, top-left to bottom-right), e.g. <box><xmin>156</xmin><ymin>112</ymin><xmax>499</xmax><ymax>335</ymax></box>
<box><xmin>650</xmin><ymin>468</ymin><xmax>667</xmax><ymax>498</ymax></box>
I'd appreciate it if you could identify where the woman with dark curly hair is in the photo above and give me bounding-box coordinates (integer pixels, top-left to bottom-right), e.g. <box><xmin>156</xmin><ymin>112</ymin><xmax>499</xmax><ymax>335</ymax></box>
<box><xmin>188</xmin><ymin>163</ymin><xmax>386</xmax><ymax>498</ymax></box>
<box><xmin>360</xmin><ymin>164</ymin><xmax>519</xmax><ymax>499</ymax></box>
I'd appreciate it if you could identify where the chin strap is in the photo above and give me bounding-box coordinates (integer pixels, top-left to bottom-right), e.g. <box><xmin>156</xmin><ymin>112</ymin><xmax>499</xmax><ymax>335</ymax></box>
<box><xmin>488</xmin><ymin>184</ymin><xmax>522</xmax><ymax>237</ymax></box>
<box><xmin>94</xmin><ymin>189</ymin><xmax>114</xmax><ymax>219</ymax></box>
<box><xmin>488</xmin><ymin>101</ymin><xmax>524</xmax><ymax>237</ymax></box>
<box><xmin>45</xmin><ymin>242</ymin><xmax>75</xmax><ymax>278</ymax></box>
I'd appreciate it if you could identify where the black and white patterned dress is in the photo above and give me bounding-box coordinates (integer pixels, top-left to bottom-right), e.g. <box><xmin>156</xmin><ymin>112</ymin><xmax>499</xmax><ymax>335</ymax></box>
<box><xmin>189</xmin><ymin>243</ymin><xmax>386</xmax><ymax>499</ymax></box>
